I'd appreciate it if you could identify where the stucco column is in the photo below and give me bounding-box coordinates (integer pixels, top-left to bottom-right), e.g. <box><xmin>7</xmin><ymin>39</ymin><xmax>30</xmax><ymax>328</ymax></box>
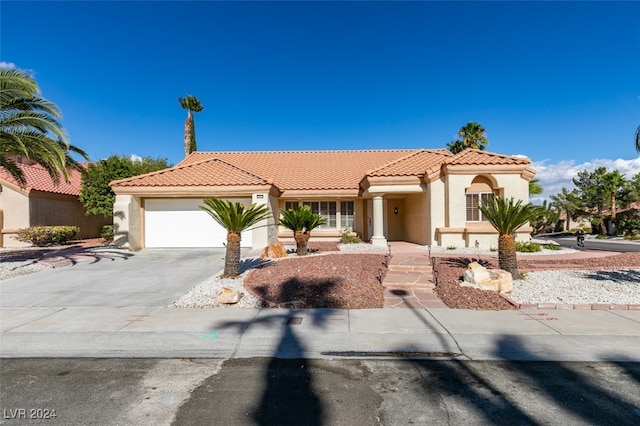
<box><xmin>370</xmin><ymin>195</ymin><xmax>387</xmax><ymax>246</ymax></box>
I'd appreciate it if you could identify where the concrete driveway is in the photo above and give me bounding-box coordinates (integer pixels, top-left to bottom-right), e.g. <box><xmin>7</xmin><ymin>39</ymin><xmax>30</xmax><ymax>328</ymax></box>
<box><xmin>0</xmin><ymin>248</ymin><xmax>225</xmax><ymax>308</ymax></box>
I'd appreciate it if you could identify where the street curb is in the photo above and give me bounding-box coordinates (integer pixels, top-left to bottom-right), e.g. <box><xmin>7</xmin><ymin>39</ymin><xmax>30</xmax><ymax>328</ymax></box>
<box><xmin>499</xmin><ymin>293</ymin><xmax>640</xmax><ymax>311</ymax></box>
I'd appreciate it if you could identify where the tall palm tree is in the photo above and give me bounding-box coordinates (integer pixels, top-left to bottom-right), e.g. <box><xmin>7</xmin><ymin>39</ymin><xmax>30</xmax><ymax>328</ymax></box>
<box><xmin>602</xmin><ymin>170</ymin><xmax>628</xmax><ymax>235</ymax></box>
<box><xmin>0</xmin><ymin>68</ymin><xmax>88</xmax><ymax>185</ymax></box>
<box><xmin>635</xmin><ymin>125</ymin><xmax>640</xmax><ymax>153</ymax></box>
<box><xmin>279</xmin><ymin>205</ymin><xmax>327</xmax><ymax>255</ymax></box>
<box><xmin>447</xmin><ymin>121</ymin><xmax>489</xmax><ymax>154</ymax></box>
<box><xmin>200</xmin><ymin>198</ymin><xmax>272</xmax><ymax>277</ymax></box>
<box><xmin>478</xmin><ymin>196</ymin><xmax>538</xmax><ymax>279</ymax></box>
<box><xmin>178</xmin><ymin>95</ymin><xmax>203</xmax><ymax>156</ymax></box>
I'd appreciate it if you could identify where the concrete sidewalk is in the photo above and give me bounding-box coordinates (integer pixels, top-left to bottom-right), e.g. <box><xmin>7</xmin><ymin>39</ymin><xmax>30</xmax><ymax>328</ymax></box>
<box><xmin>2</xmin><ymin>306</ymin><xmax>638</xmax><ymax>361</ymax></box>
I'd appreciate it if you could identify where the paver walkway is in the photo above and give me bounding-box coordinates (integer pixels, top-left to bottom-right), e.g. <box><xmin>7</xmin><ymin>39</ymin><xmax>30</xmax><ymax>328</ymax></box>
<box><xmin>382</xmin><ymin>246</ymin><xmax>448</xmax><ymax>309</ymax></box>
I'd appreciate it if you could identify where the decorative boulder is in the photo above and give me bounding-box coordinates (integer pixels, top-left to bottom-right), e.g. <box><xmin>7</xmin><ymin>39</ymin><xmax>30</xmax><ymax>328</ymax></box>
<box><xmin>461</xmin><ymin>262</ymin><xmax>513</xmax><ymax>293</ymax></box>
<box><xmin>260</xmin><ymin>242</ymin><xmax>288</xmax><ymax>259</ymax></box>
<box><xmin>217</xmin><ymin>287</ymin><xmax>243</xmax><ymax>304</ymax></box>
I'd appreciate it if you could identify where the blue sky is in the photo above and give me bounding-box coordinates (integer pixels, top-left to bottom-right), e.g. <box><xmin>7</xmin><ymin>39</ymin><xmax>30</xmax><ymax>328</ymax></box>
<box><xmin>2</xmin><ymin>1</ymin><xmax>639</xmax><ymax>200</ymax></box>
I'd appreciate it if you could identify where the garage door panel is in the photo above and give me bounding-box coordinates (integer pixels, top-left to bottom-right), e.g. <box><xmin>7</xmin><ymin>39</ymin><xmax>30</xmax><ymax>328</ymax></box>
<box><xmin>144</xmin><ymin>199</ymin><xmax>253</xmax><ymax>248</ymax></box>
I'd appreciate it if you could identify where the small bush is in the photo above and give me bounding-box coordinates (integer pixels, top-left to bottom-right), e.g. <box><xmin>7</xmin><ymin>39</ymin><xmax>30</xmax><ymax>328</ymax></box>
<box><xmin>515</xmin><ymin>241</ymin><xmax>541</xmax><ymax>252</ymax></box>
<box><xmin>596</xmin><ymin>234</ymin><xmax>607</xmax><ymax>239</ymax></box>
<box><xmin>446</xmin><ymin>246</ymin><xmax>456</xmax><ymax>250</ymax></box>
<box><xmin>340</xmin><ymin>228</ymin><xmax>361</xmax><ymax>244</ymax></box>
<box><xmin>489</xmin><ymin>246</ymin><xmax>497</xmax><ymax>252</ymax></box>
<box><xmin>101</xmin><ymin>225</ymin><xmax>114</xmax><ymax>243</ymax></box>
<box><xmin>16</xmin><ymin>226</ymin><xmax>79</xmax><ymax>247</ymax></box>
<box><xmin>543</xmin><ymin>244</ymin><xmax>562</xmax><ymax>251</ymax></box>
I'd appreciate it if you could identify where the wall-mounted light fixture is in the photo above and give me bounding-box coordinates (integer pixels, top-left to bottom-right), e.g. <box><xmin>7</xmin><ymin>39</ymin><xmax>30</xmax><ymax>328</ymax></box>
<box><xmin>394</xmin><ymin>207</ymin><xmax>399</xmax><ymax>215</ymax></box>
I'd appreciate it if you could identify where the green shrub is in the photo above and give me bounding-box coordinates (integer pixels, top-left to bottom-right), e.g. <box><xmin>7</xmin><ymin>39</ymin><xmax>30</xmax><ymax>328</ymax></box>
<box><xmin>446</xmin><ymin>245</ymin><xmax>456</xmax><ymax>250</ymax></box>
<box><xmin>489</xmin><ymin>246</ymin><xmax>497</xmax><ymax>252</ymax></box>
<box><xmin>101</xmin><ymin>225</ymin><xmax>114</xmax><ymax>242</ymax></box>
<box><xmin>16</xmin><ymin>226</ymin><xmax>79</xmax><ymax>247</ymax></box>
<box><xmin>596</xmin><ymin>234</ymin><xmax>607</xmax><ymax>239</ymax></box>
<box><xmin>515</xmin><ymin>241</ymin><xmax>541</xmax><ymax>252</ymax></box>
<box><xmin>543</xmin><ymin>244</ymin><xmax>562</xmax><ymax>251</ymax></box>
<box><xmin>340</xmin><ymin>228</ymin><xmax>361</xmax><ymax>244</ymax></box>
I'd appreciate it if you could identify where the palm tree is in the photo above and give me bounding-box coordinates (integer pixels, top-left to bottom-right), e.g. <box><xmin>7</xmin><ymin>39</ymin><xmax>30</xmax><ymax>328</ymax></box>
<box><xmin>478</xmin><ymin>196</ymin><xmax>538</xmax><ymax>279</ymax></box>
<box><xmin>602</xmin><ymin>170</ymin><xmax>628</xmax><ymax>235</ymax></box>
<box><xmin>447</xmin><ymin>121</ymin><xmax>489</xmax><ymax>154</ymax></box>
<box><xmin>200</xmin><ymin>198</ymin><xmax>272</xmax><ymax>277</ymax></box>
<box><xmin>178</xmin><ymin>95</ymin><xmax>203</xmax><ymax>156</ymax></box>
<box><xmin>635</xmin><ymin>125</ymin><xmax>640</xmax><ymax>153</ymax></box>
<box><xmin>528</xmin><ymin>178</ymin><xmax>543</xmax><ymax>196</ymax></box>
<box><xmin>279</xmin><ymin>205</ymin><xmax>327</xmax><ymax>255</ymax></box>
<box><xmin>549</xmin><ymin>187</ymin><xmax>581</xmax><ymax>231</ymax></box>
<box><xmin>0</xmin><ymin>68</ymin><xmax>88</xmax><ymax>185</ymax></box>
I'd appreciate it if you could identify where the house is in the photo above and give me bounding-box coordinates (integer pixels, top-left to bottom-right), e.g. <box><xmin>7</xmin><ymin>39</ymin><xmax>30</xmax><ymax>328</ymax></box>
<box><xmin>110</xmin><ymin>148</ymin><xmax>535</xmax><ymax>250</ymax></box>
<box><xmin>0</xmin><ymin>158</ymin><xmax>110</xmax><ymax>247</ymax></box>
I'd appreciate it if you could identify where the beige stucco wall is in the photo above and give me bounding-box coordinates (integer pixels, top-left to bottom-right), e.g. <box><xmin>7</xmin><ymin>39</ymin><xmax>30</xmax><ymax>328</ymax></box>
<box><xmin>404</xmin><ymin>192</ymin><xmax>429</xmax><ymax>245</ymax></box>
<box><xmin>427</xmin><ymin>177</ymin><xmax>446</xmax><ymax>245</ymax></box>
<box><xmin>252</xmin><ymin>192</ymin><xmax>277</xmax><ymax>249</ymax></box>
<box><xmin>0</xmin><ymin>185</ymin><xmax>30</xmax><ymax>247</ymax></box>
<box><xmin>386</xmin><ymin>198</ymin><xmax>404</xmax><ymax>241</ymax></box>
<box><xmin>113</xmin><ymin>194</ymin><xmax>143</xmax><ymax>250</ymax></box>
<box><xmin>433</xmin><ymin>172</ymin><xmax>532</xmax><ymax>249</ymax></box>
<box><xmin>0</xmin><ymin>186</ymin><xmax>108</xmax><ymax>247</ymax></box>
<box><xmin>29</xmin><ymin>192</ymin><xmax>110</xmax><ymax>240</ymax></box>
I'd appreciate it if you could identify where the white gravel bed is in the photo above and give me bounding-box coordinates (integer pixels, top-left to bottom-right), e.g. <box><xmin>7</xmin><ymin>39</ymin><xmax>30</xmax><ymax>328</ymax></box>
<box><xmin>509</xmin><ymin>269</ymin><xmax>640</xmax><ymax>305</ymax></box>
<box><xmin>0</xmin><ymin>261</ymin><xmax>50</xmax><ymax>281</ymax></box>
<box><xmin>172</xmin><ymin>268</ymin><xmax>264</xmax><ymax>309</ymax></box>
<box><xmin>422</xmin><ymin>245</ymin><xmax>578</xmax><ymax>256</ymax></box>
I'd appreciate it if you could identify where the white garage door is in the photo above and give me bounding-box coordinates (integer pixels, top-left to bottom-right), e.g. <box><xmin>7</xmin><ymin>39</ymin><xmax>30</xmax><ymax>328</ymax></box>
<box><xmin>144</xmin><ymin>198</ymin><xmax>253</xmax><ymax>248</ymax></box>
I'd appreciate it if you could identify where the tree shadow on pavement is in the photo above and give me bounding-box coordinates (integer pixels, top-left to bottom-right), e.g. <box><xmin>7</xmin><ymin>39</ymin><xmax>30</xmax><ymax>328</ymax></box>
<box><xmin>495</xmin><ymin>335</ymin><xmax>640</xmax><ymax>424</ymax></box>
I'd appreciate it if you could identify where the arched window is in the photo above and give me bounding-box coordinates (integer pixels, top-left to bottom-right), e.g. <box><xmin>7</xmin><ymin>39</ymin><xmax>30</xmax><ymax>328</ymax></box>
<box><xmin>465</xmin><ymin>176</ymin><xmax>496</xmax><ymax>222</ymax></box>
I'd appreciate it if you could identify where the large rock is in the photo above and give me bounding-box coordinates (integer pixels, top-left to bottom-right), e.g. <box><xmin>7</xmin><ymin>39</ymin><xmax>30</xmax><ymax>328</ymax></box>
<box><xmin>461</xmin><ymin>261</ymin><xmax>513</xmax><ymax>293</ymax></box>
<box><xmin>217</xmin><ymin>287</ymin><xmax>243</xmax><ymax>304</ymax></box>
<box><xmin>260</xmin><ymin>242</ymin><xmax>288</xmax><ymax>259</ymax></box>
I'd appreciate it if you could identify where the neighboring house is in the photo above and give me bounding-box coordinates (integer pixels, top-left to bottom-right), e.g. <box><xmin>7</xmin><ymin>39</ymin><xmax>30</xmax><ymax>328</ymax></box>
<box><xmin>110</xmin><ymin>148</ymin><xmax>535</xmax><ymax>250</ymax></box>
<box><xmin>0</xmin><ymin>158</ymin><xmax>110</xmax><ymax>247</ymax></box>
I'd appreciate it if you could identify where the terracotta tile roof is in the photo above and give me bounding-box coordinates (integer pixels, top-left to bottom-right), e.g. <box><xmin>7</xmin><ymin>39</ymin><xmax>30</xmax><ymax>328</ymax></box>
<box><xmin>446</xmin><ymin>148</ymin><xmax>531</xmax><ymax>166</ymax></box>
<box><xmin>111</xmin><ymin>148</ymin><xmax>532</xmax><ymax>191</ymax></box>
<box><xmin>112</xmin><ymin>158</ymin><xmax>272</xmax><ymax>187</ymax></box>
<box><xmin>0</xmin><ymin>162</ymin><xmax>83</xmax><ymax>196</ymax></box>
<box><xmin>367</xmin><ymin>149</ymin><xmax>453</xmax><ymax>176</ymax></box>
<box><xmin>155</xmin><ymin>150</ymin><xmax>423</xmax><ymax>191</ymax></box>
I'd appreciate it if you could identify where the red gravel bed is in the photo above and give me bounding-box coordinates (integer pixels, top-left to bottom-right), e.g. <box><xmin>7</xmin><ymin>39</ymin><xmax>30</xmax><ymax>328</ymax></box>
<box><xmin>243</xmin><ymin>253</ymin><xmax>387</xmax><ymax>309</ymax></box>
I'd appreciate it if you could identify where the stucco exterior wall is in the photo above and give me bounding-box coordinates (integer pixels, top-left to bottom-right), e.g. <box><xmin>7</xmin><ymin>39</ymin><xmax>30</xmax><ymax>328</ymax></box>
<box><xmin>113</xmin><ymin>194</ymin><xmax>143</xmax><ymax>250</ymax></box>
<box><xmin>0</xmin><ymin>186</ymin><xmax>109</xmax><ymax>247</ymax></box>
<box><xmin>252</xmin><ymin>193</ymin><xmax>276</xmax><ymax>249</ymax></box>
<box><xmin>428</xmin><ymin>177</ymin><xmax>446</xmax><ymax>245</ymax></box>
<box><xmin>0</xmin><ymin>186</ymin><xmax>30</xmax><ymax>247</ymax></box>
<box><xmin>404</xmin><ymin>192</ymin><xmax>429</xmax><ymax>245</ymax></box>
<box><xmin>29</xmin><ymin>192</ymin><xmax>110</xmax><ymax>240</ymax></box>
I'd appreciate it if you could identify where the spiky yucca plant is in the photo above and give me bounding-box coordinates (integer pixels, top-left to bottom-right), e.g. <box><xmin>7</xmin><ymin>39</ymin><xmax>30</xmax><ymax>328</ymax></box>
<box><xmin>200</xmin><ymin>198</ymin><xmax>272</xmax><ymax>277</ymax></box>
<box><xmin>478</xmin><ymin>196</ymin><xmax>538</xmax><ymax>279</ymax></box>
<box><xmin>279</xmin><ymin>205</ymin><xmax>326</xmax><ymax>256</ymax></box>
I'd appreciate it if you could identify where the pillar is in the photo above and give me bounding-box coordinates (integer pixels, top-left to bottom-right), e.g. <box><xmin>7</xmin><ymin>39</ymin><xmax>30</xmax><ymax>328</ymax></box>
<box><xmin>370</xmin><ymin>195</ymin><xmax>387</xmax><ymax>246</ymax></box>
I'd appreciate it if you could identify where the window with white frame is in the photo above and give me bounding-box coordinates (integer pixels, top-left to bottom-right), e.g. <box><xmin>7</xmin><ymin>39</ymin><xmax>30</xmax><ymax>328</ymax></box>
<box><xmin>340</xmin><ymin>201</ymin><xmax>354</xmax><ymax>229</ymax></box>
<box><xmin>466</xmin><ymin>193</ymin><xmax>494</xmax><ymax>221</ymax></box>
<box><xmin>282</xmin><ymin>200</ymin><xmax>354</xmax><ymax>230</ymax></box>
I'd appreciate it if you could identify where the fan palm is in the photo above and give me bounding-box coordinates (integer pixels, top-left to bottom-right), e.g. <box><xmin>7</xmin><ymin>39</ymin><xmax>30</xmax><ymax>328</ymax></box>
<box><xmin>200</xmin><ymin>198</ymin><xmax>272</xmax><ymax>277</ymax></box>
<box><xmin>279</xmin><ymin>205</ymin><xmax>327</xmax><ymax>255</ymax></box>
<box><xmin>1</xmin><ymin>68</ymin><xmax>88</xmax><ymax>185</ymax></box>
<box><xmin>447</xmin><ymin>121</ymin><xmax>489</xmax><ymax>154</ymax></box>
<box><xmin>528</xmin><ymin>178</ymin><xmax>543</xmax><ymax>196</ymax></box>
<box><xmin>178</xmin><ymin>95</ymin><xmax>203</xmax><ymax>156</ymax></box>
<box><xmin>478</xmin><ymin>196</ymin><xmax>538</xmax><ymax>279</ymax></box>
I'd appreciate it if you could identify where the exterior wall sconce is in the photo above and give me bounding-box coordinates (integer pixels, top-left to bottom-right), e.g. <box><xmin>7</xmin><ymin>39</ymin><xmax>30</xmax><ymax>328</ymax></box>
<box><xmin>394</xmin><ymin>207</ymin><xmax>399</xmax><ymax>215</ymax></box>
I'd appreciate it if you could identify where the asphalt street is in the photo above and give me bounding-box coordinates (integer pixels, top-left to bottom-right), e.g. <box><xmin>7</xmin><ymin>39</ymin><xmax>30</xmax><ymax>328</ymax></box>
<box><xmin>1</xmin><ymin>358</ymin><xmax>639</xmax><ymax>425</ymax></box>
